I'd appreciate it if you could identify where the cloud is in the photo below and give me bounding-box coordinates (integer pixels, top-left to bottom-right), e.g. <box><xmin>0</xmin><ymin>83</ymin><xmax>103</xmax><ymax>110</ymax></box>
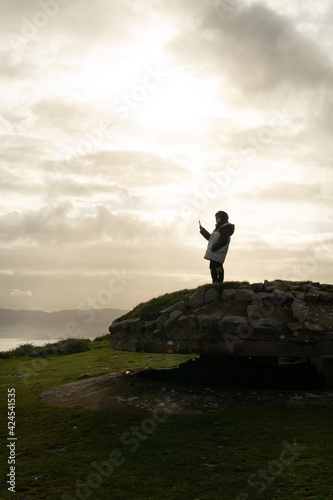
<box><xmin>0</xmin><ymin>288</ymin><xmax>32</xmax><ymax>297</ymax></box>
<box><xmin>59</xmin><ymin>149</ymin><xmax>190</xmax><ymax>188</ymax></box>
<box><xmin>0</xmin><ymin>202</ymin><xmax>186</xmax><ymax>245</ymax></box>
<box><xmin>169</xmin><ymin>3</ymin><xmax>333</xmax><ymax>96</ymax></box>
<box><xmin>1</xmin><ymin>0</ymin><xmax>333</xmax><ymax>313</ymax></box>
<box><xmin>240</xmin><ymin>181</ymin><xmax>333</xmax><ymax>206</ymax></box>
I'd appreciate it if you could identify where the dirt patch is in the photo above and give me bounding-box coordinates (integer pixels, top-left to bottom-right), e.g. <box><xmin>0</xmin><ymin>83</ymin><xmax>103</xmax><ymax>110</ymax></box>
<box><xmin>40</xmin><ymin>371</ymin><xmax>333</xmax><ymax>414</ymax></box>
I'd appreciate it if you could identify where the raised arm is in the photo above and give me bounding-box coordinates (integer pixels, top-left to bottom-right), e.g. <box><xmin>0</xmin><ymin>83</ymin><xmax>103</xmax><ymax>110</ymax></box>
<box><xmin>200</xmin><ymin>226</ymin><xmax>211</xmax><ymax>241</ymax></box>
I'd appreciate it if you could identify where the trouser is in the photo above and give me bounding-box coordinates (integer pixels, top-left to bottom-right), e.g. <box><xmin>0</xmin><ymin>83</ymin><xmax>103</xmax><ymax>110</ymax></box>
<box><xmin>209</xmin><ymin>260</ymin><xmax>224</xmax><ymax>283</ymax></box>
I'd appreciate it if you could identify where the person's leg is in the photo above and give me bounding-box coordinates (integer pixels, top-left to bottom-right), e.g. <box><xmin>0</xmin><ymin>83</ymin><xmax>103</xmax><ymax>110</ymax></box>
<box><xmin>209</xmin><ymin>261</ymin><xmax>221</xmax><ymax>283</ymax></box>
<box><xmin>216</xmin><ymin>264</ymin><xmax>224</xmax><ymax>283</ymax></box>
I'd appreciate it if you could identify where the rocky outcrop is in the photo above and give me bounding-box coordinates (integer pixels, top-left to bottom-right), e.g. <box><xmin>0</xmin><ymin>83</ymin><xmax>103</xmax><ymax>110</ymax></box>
<box><xmin>109</xmin><ymin>280</ymin><xmax>333</xmax><ymax>357</ymax></box>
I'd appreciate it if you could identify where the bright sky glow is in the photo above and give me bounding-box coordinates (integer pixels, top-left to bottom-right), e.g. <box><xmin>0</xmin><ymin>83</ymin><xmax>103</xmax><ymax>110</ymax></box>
<box><xmin>0</xmin><ymin>0</ymin><xmax>332</xmax><ymax>312</ymax></box>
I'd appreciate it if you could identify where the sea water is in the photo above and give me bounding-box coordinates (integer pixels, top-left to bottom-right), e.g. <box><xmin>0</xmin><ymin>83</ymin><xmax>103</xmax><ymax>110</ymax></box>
<box><xmin>0</xmin><ymin>338</ymin><xmax>63</xmax><ymax>353</ymax></box>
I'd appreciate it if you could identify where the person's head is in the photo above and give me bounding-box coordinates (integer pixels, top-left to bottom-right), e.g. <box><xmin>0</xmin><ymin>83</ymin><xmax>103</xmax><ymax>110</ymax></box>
<box><xmin>215</xmin><ymin>211</ymin><xmax>228</xmax><ymax>223</ymax></box>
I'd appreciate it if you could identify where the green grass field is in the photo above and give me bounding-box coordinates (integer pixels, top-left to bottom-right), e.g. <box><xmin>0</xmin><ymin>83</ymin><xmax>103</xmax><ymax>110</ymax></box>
<box><xmin>1</xmin><ymin>338</ymin><xmax>333</xmax><ymax>499</ymax></box>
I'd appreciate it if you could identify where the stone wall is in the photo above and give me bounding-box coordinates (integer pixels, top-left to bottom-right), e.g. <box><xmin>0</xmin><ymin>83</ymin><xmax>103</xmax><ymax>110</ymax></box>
<box><xmin>109</xmin><ymin>280</ymin><xmax>333</xmax><ymax>357</ymax></box>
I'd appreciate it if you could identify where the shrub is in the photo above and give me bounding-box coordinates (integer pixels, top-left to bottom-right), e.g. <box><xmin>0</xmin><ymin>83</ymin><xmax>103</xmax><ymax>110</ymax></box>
<box><xmin>93</xmin><ymin>333</ymin><xmax>111</xmax><ymax>342</ymax></box>
<box><xmin>33</xmin><ymin>338</ymin><xmax>90</xmax><ymax>358</ymax></box>
<box><xmin>0</xmin><ymin>342</ymin><xmax>37</xmax><ymax>359</ymax></box>
<box><xmin>0</xmin><ymin>338</ymin><xmax>91</xmax><ymax>359</ymax></box>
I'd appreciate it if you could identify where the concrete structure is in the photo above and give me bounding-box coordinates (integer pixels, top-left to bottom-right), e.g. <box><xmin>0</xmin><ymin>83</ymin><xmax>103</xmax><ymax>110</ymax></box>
<box><xmin>109</xmin><ymin>280</ymin><xmax>333</xmax><ymax>387</ymax></box>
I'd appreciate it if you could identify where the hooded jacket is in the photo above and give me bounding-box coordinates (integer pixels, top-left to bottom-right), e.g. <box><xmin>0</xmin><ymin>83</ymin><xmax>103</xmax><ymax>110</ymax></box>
<box><xmin>200</xmin><ymin>221</ymin><xmax>235</xmax><ymax>263</ymax></box>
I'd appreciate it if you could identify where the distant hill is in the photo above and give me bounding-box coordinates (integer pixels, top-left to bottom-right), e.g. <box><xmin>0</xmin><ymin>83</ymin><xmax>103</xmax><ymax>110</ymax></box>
<box><xmin>0</xmin><ymin>308</ymin><xmax>127</xmax><ymax>339</ymax></box>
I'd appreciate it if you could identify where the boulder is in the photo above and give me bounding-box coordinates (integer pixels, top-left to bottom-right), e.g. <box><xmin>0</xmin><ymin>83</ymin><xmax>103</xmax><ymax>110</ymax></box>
<box><xmin>304</xmin><ymin>322</ymin><xmax>325</xmax><ymax>333</ymax></box>
<box><xmin>304</xmin><ymin>293</ymin><xmax>319</xmax><ymax>303</ymax></box>
<box><xmin>218</xmin><ymin>315</ymin><xmax>249</xmax><ymax>335</ymax></box>
<box><xmin>221</xmin><ymin>289</ymin><xmax>236</xmax><ymax>301</ymax></box>
<box><xmin>287</xmin><ymin>322</ymin><xmax>302</xmax><ymax>332</ymax></box>
<box><xmin>291</xmin><ymin>298</ymin><xmax>309</xmax><ymax>323</ymax></box>
<box><xmin>160</xmin><ymin>301</ymin><xmax>186</xmax><ymax>314</ymax></box>
<box><xmin>184</xmin><ymin>315</ymin><xmax>199</xmax><ymax>329</ymax></box>
<box><xmin>252</xmin><ymin>292</ymin><xmax>274</xmax><ymax>303</ymax></box>
<box><xmin>109</xmin><ymin>319</ymin><xmax>140</xmax><ymax>334</ymax></box>
<box><xmin>204</xmin><ymin>288</ymin><xmax>221</xmax><ymax>304</ymax></box>
<box><xmin>250</xmin><ymin>318</ymin><xmax>283</xmax><ymax>335</ymax></box>
<box><xmin>164</xmin><ymin>311</ymin><xmax>183</xmax><ymax>330</ymax></box>
<box><xmin>188</xmin><ymin>289</ymin><xmax>205</xmax><ymax>309</ymax></box>
<box><xmin>251</xmin><ymin>293</ymin><xmax>275</xmax><ymax>316</ymax></box>
<box><xmin>234</xmin><ymin>289</ymin><xmax>255</xmax><ymax>302</ymax></box>
<box><xmin>154</xmin><ymin>314</ymin><xmax>168</xmax><ymax>333</ymax></box>
<box><xmin>317</xmin><ymin>292</ymin><xmax>332</xmax><ymax>303</ymax></box>
<box><xmin>247</xmin><ymin>304</ymin><xmax>265</xmax><ymax>322</ymax></box>
<box><xmin>292</xmin><ymin>306</ymin><xmax>309</xmax><ymax>323</ymax></box>
<box><xmin>127</xmin><ymin>318</ymin><xmax>143</xmax><ymax>332</ymax></box>
<box><xmin>272</xmin><ymin>289</ymin><xmax>294</xmax><ymax>305</ymax></box>
<box><xmin>142</xmin><ymin>321</ymin><xmax>156</xmax><ymax>332</ymax></box>
<box><xmin>197</xmin><ymin>314</ymin><xmax>218</xmax><ymax>331</ymax></box>
<box><xmin>250</xmin><ymin>283</ymin><xmax>264</xmax><ymax>292</ymax></box>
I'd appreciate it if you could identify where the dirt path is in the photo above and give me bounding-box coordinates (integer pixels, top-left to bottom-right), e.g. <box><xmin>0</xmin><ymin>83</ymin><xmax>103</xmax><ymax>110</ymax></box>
<box><xmin>40</xmin><ymin>371</ymin><xmax>333</xmax><ymax>413</ymax></box>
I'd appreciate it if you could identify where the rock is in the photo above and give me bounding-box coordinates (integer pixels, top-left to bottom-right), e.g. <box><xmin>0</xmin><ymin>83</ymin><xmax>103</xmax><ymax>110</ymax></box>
<box><xmin>264</xmin><ymin>279</ymin><xmax>283</xmax><ymax>292</ymax></box>
<box><xmin>317</xmin><ymin>292</ymin><xmax>332</xmax><ymax>303</ymax></box>
<box><xmin>176</xmin><ymin>314</ymin><xmax>199</xmax><ymax>331</ymax></box>
<box><xmin>272</xmin><ymin>289</ymin><xmax>294</xmax><ymax>305</ymax></box>
<box><xmin>290</xmin><ymin>298</ymin><xmax>309</xmax><ymax>323</ymax></box>
<box><xmin>127</xmin><ymin>318</ymin><xmax>143</xmax><ymax>332</ymax></box>
<box><xmin>160</xmin><ymin>301</ymin><xmax>186</xmax><ymax>314</ymax></box>
<box><xmin>154</xmin><ymin>314</ymin><xmax>168</xmax><ymax>333</ymax></box>
<box><xmin>292</xmin><ymin>292</ymin><xmax>305</xmax><ymax>301</ymax></box>
<box><xmin>292</xmin><ymin>306</ymin><xmax>309</xmax><ymax>324</ymax></box>
<box><xmin>287</xmin><ymin>322</ymin><xmax>303</xmax><ymax>331</ymax></box>
<box><xmin>197</xmin><ymin>315</ymin><xmax>218</xmax><ymax>331</ymax></box>
<box><xmin>142</xmin><ymin>321</ymin><xmax>156</xmax><ymax>332</ymax></box>
<box><xmin>235</xmin><ymin>289</ymin><xmax>255</xmax><ymax>302</ymax></box>
<box><xmin>291</xmin><ymin>297</ymin><xmax>305</xmax><ymax>308</ymax></box>
<box><xmin>250</xmin><ymin>318</ymin><xmax>283</xmax><ymax>334</ymax></box>
<box><xmin>304</xmin><ymin>322</ymin><xmax>325</xmax><ymax>333</ymax></box>
<box><xmin>218</xmin><ymin>315</ymin><xmax>249</xmax><ymax>336</ymax></box>
<box><xmin>109</xmin><ymin>322</ymin><xmax>123</xmax><ymax>334</ymax></box>
<box><xmin>164</xmin><ymin>311</ymin><xmax>183</xmax><ymax>330</ymax></box>
<box><xmin>252</xmin><ymin>292</ymin><xmax>274</xmax><ymax>303</ymax></box>
<box><xmin>184</xmin><ymin>315</ymin><xmax>199</xmax><ymax>329</ymax></box>
<box><xmin>250</xmin><ymin>283</ymin><xmax>264</xmax><ymax>292</ymax></box>
<box><xmin>109</xmin><ymin>319</ymin><xmax>140</xmax><ymax>334</ymax></box>
<box><xmin>188</xmin><ymin>289</ymin><xmax>205</xmax><ymax>309</ymax></box>
<box><xmin>204</xmin><ymin>288</ymin><xmax>221</xmax><ymax>304</ymax></box>
<box><xmin>304</xmin><ymin>293</ymin><xmax>319</xmax><ymax>303</ymax></box>
<box><xmin>247</xmin><ymin>304</ymin><xmax>265</xmax><ymax>322</ymax></box>
<box><xmin>251</xmin><ymin>293</ymin><xmax>275</xmax><ymax>316</ymax></box>
<box><xmin>221</xmin><ymin>289</ymin><xmax>236</xmax><ymax>301</ymax></box>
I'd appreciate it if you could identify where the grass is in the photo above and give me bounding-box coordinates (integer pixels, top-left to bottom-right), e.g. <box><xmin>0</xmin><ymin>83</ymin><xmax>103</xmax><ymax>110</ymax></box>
<box><xmin>0</xmin><ymin>337</ymin><xmax>333</xmax><ymax>499</ymax></box>
<box><xmin>123</xmin><ymin>281</ymin><xmax>250</xmax><ymax>321</ymax></box>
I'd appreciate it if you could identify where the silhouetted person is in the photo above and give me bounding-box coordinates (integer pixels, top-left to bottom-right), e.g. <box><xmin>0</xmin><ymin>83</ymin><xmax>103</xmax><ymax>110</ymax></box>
<box><xmin>199</xmin><ymin>211</ymin><xmax>235</xmax><ymax>283</ymax></box>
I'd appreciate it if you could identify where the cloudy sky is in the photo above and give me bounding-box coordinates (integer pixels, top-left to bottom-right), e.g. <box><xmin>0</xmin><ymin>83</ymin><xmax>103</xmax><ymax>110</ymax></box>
<box><xmin>0</xmin><ymin>0</ymin><xmax>332</xmax><ymax>312</ymax></box>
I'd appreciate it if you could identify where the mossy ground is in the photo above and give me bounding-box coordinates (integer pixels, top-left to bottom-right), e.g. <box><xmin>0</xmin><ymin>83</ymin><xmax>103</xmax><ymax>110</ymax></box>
<box><xmin>1</xmin><ymin>337</ymin><xmax>333</xmax><ymax>499</ymax></box>
<box><xmin>123</xmin><ymin>281</ymin><xmax>250</xmax><ymax>321</ymax></box>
